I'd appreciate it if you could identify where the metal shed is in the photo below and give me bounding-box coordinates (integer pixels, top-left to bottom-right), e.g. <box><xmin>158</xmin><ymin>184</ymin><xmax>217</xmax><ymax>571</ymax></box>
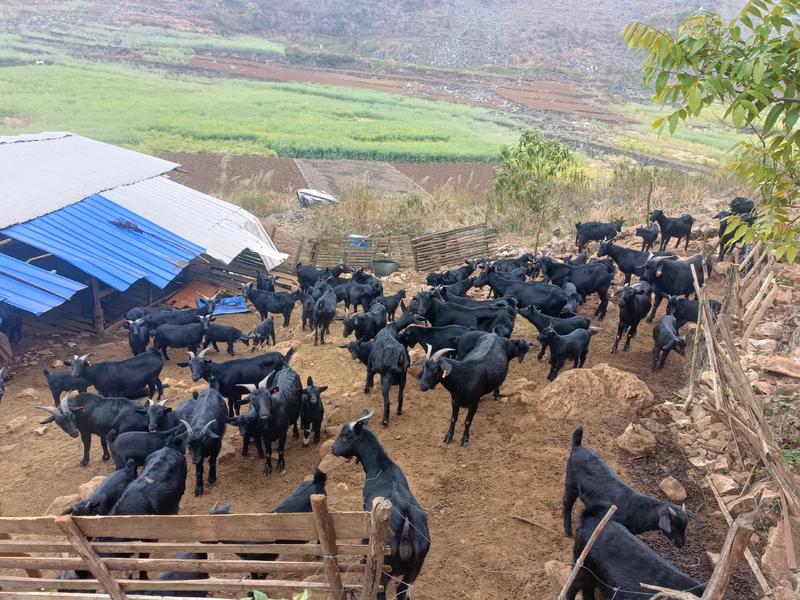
<box><xmin>0</xmin><ymin>253</ymin><xmax>86</xmax><ymax>315</ymax></box>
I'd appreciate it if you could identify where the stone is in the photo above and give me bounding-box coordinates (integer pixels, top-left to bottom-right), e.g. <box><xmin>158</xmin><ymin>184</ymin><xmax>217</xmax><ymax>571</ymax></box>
<box><xmin>319</xmin><ymin>438</ymin><xmax>335</xmax><ymax>458</ymax></box>
<box><xmin>616</xmin><ymin>423</ymin><xmax>656</xmax><ymax>457</ymax></box>
<box><xmin>33</xmin><ymin>425</ymin><xmax>48</xmax><ymax>436</ymax></box>
<box><xmin>755</xmin><ymin>321</ymin><xmax>783</xmax><ymax>341</ymax></box>
<box><xmin>544</xmin><ymin>560</ymin><xmax>572</xmax><ymax>588</ymax></box>
<box><xmin>711</xmin><ymin>456</ymin><xmax>729</xmax><ymax>473</ymax></box>
<box><xmin>762</xmin><ymin>519</ymin><xmax>796</xmax><ymax>582</ymax></box>
<box><xmin>759</xmin><ymin>356</ymin><xmax>800</xmax><ymax>380</ymax></box>
<box><xmin>774</xmin><ymin>287</ymin><xmax>793</xmax><ymax>305</ymax></box>
<box><xmin>688</xmin><ymin>457</ymin><xmax>711</xmax><ymax>469</ymax></box>
<box><xmin>749</xmin><ymin>339</ymin><xmax>778</xmax><ymax>353</ymax></box>
<box><xmin>706</xmin><ymin>551</ymin><xmax>720</xmax><ymax>568</ymax></box>
<box><xmin>713</xmin><ymin>260</ymin><xmax>734</xmax><ymax>275</ymax></box>
<box><xmin>45</xmin><ymin>494</ymin><xmax>81</xmax><ymax>516</ymax></box>
<box><xmin>659</xmin><ymin>477</ymin><xmax>687</xmax><ymax>502</ymax></box>
<box><xmin>775</xmin><ymin>383</ymin><xmax>800</xmax><ymax>396</ymax></box>
<box><xmin>17</xmin><ymin>387</ymin><xmax>38</xmax><ymax>399</ymax></box>
<box><xmin>79</xmin><ymin>476</ymin><xmax>106</xmax><ymax>500</ymax></box>
<box><xmin>709</xmin><ymin>473</ymin><xmax>739</xmax><ymax>495</ymax></box>
<box><xmin>726</xmin><ymin>494</ymin><xmax>756</xmax><ymax>517</ymax></box>
<box><xmin>640</xmin><ymin>417</ymin><xmax>667</xmax><ymax>434</ymax></box>
<box><xmin>5</xmin><ymin>415</ymin><xmax>27</xmax><ymax>433</ymax></box>
<box><xmin>51</xmin><ymin>359</ymin><xmax>65</xmax><ymax>368</ymax></box>
<box><xmin>318</xmin><ymin>453</ymin><xmax>347</xmax><ymax>474</ymax></box>
<box><xmin>216</xmin><ymin>441</ymin><xmax>236</xmax><ymax>464</ymax></box>
<box><xmin>753</xmin><ymin>380</ymin><xmax>776</xmax><ymax>395</ymax></box>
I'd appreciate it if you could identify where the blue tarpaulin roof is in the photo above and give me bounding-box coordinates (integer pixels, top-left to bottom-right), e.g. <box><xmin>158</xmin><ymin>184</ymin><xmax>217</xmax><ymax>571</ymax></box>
<box><xmin>0</xmin><ymin>253</ymin><xmax>86</xmax><ymax>315</ymax></box>
<box><xmin>2</xmin><ymin>194</ymin><xmax>205</xmax><ymax>292</ymax></box>
<box><xmin>197</xmin><ymin>296</ymin><xmax>251</xmax><ymax>315</ymax></box>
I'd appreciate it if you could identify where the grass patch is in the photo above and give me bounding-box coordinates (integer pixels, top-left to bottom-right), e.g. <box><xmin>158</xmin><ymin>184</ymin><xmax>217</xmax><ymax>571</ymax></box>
<box><xmin>0</xmin><ymin>58</ymin><xmax>528</xmax><ymax>161</ymax></box>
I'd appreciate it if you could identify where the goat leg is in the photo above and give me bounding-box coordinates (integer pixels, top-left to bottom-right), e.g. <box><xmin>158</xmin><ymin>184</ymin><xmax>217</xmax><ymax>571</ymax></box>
<box><xmin>194</xmin><ymin>461</ymin><xmax>204</xmax><ymax>496</ymax></box>
<box><xmin>207</xmin><ymin>453</ymin><xmax>218</xmax><ymax>486</ymax></box>
<box><xmin>277</xmin><ymin>433</ymin><xmax>286</xmax><ymax>472</ymax></box>
<box><xmin>443</xmin><ymin>402</ymin><xmax>459</xmax><ymax>444</ymax></box>
<box><xmin>80</xmin><ymin>430</ymin><xmax>92</xmax><ymax>467</ymax></box>
<box><xmin>264</xmin><ymin>438</ymin><xmax>273</xmax><ymax>475</ymax></box>
<box><xmin>380</xmin><ymin>375</ymin><xmax>392</xmax><ymax>427</ymax></box>
<box><xmin>100</xmin><ymin>437</ymin><xmax>110</xmax><ymax>462</ymax></box>
<box><xmin>396</xmin><ymin>372</ymin><xmax>406</xmax><ymax>416</ymax></box>
<box><xmin>460</xmin><ymin>403</ymin><xmax>479</xmax><ymax>446</ymax></box>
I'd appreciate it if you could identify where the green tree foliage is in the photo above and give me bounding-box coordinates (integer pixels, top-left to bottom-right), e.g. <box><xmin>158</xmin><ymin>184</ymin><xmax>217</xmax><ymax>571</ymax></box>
<box><xmin>623</xmin><ymin>0</ymin><xmax>800</xmax><ymax>262</ymax></box>
<box><xmin>494</xmin><ymin>129</ymin><xmax>577</xmax><ymax>248</ymax></box>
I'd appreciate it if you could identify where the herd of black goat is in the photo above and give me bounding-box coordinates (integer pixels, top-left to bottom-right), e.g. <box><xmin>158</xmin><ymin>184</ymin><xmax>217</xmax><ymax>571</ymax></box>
<box><xmin>13</xmin><ymin>200</ymin><xmax>755</xmax><ymax>599</ymax></box>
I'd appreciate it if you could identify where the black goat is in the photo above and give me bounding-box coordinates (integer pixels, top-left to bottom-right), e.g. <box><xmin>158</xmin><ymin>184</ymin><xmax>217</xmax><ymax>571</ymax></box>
<box><xmin>202</xmin><ymin>323</ymin><xmax>250</xmax><ymax>355</ymax></box>
<box><xmin>575</xmin><ymin>220</ymin><xmax>622</xmax><ymax>252</ymax></box>
<box><xmin>368</xmin><ymin>309</ymin><xmax>420</xmax><ymax>426</ymax></box>
<box><xmin>137</xmin><ymin>300</ymin><xmax>216</xmax><ymax>329</ymax></box>
<box><xmin>635</xmin><ymin>223</ymin><xmax>660</xmax><ymax>252</ymax></box>
<box><xmin>110</xmin><ymin>424</ymin><xmax>188</xmax><ymax>469</ymax></box>
<box><xmin>538</xmin><ymin>326</ymin><xmax>597</xmax><ymax>381</ymax></box>
<box><xmin>111</xmin><ymin>437</ymin><xmax>187</xmax><ymax>515</ymax></box>
<box><xmin>566</xmin><ymin>505</ymin><xmax>704</xmax><ymax>600</ymax></box>
<box><xmin>0</xmin><ymin>368</ymin><xmax>10</xmax><ymax>404</ymax></box>
<box><xmin>179</xmin><ymin>386</ymin><xmax>227</xmax><ymax>496</ymax></box>
<box><xmin>562</xmin><ymin>281</ymin><xmax>579</xmax><ymax>315</ymax></box>
<box><xmin>332</xmin><ymin>411</ymin><xmax>429</xmax><ymax>600</ymax></box>
<box><xmin>650</xmin><ymin>208</ymin><xmax>694</xmax><ymax>251</ymax></box>
<box><xmin>716</xmin><ymin>208</ymin><xmax>756</xmax><ymax>260</ymax></box>
<box><xmin>296</xmin><ymin>262</ymin><xmax>348</xmax><ymax>292</ymax></box>
<box><xmin>538</xmin><ymin>256</ymin><xmax>614</xmax><ymax>319</ymax></box>
<box><xmin>492</xmin><ymin>272</ymin><xmax>572</xmax><ymax>317</ymax></box>
<box><xmin>611</xmin><ymin>282</ymin><xmax>652</xmax><ymax>354</ymax></box>
<box><xmin>243</xmin><ymin>283</ymin><xmax>300</xmax><ymax>327</ymax></box>
<box><xmin>642</xmin><ymin>254</ymin><xmax>708</xmax><ymax>322</ymax></box>
<box><xmin>154</xmin><ymin>315</ymin><xmax>213</xmax><ymax>360</ymax></box>
<box><xmin>398</xmin><ymin>324</ymin><xmax>471</xmax><ymax>354</ymax></box>
<box><xmin>440</xmin><ymin>277</ymin><xmax>475</xmax><ymax>298</ymax></box>
<box><xmin>301</xmin><ymin>377</ymin><xmax>326</xmax><ymax>447</ymax></box>
<box><xmin>38</xmin><ymin>393</ymin><xmax>148</xmax><ymax>466</ymax></box>
<box><xmin>298</xmin><ymin>291</ymin><xmax>315</xmax><ymax>331</ymax></box>
<box><xmin>374</xmin><ymin>290</ymin><xmax>407</xmax><ymax>321</ymax></box>
<box><xmin>564</xmin><ymin>252</ymin><xmax>588</xmax><ymax>266</ymax></box>
<box><xmin>410</xmin><ymin>289</ymin><xmax>515</xmax><ymax>330</ymax></box>
<box><xmin>597</xmin><ymin>239</ymin><xmax>675</xmax><ymax>285</ymax></box>
<box><xmin>0</xmin><ymin>302</ymin><xmax>22</xmax><ymax>343</ymax></box>
<box><xmin>426</xmin><ymin>259</ymin><xmax>477</xmax><ymax>286</ymax></box>
<box><xmin>124</xmin><ymin>317</ymin><xmax>150</xmax><ymax>355</ymax></box>
<box><xmin>312</xmin><ymin>280</ymin><xmax>337</xmax><ymax>345</ymax></box>
<box><xmin>69</xmin><ymin>349</ymin><xmax>164</xmax><ymax>400</ymax></box>
<box><xmin>145</xmin><ymin>394</ymin><xmax>197</xmax><ymax>432</ymax></box>
<box><xmin>242</xmin><ymin>368</ymin><xmax>302</xmax><ymax>475</ymax></box>
<box><xmin>343</xmin><ymin>303</ymin><xmax>387</xmax><ymax>342</ymax></box>
<box><xmin>256</xmin><ymin>272</ymin><xmax>275</xmax><ymax>291</ymax></box>
<box><xmin>517</xmin><ymin>306</ymin><xmax>591</xmax><ymax>360</ymax></box>
<box><xmin>64</xmin><ymin>459</ymin><xmax>137</xmax><ymax>516</ymax></box>
<box><xmin>249</xmin><ymin>318</ymin><xmax>276</xmax><ymax>350</ymax></box>
<box><xmin>564</xmin><ymin>427</ymin><xmax>691</xmax><ymax>546</ymax></box>
<box><xmin>652</xmin><ymin>315</ymin><xmax>687</xmax><ymax>370</ymax></box>
<box><xmin>42</xmin><ymin>369</ymin><xmax>89</xmax><ymax>404</ymax></box>
<box><xmin>419</xmin><ymin>334</ymin><xmax>511</xmax><ymax>445</ymax></box>
<box><xmin>178</xmin><ymin>347</ymin><xmax>295</xmax><ymax>417</ymax></box>
<box><xmin>666</xmin><ymin>296</ymin><xmax>722</xmax><ymax>330</ymax></box>
<box><xmin>340</xmin><ymin>279</ymin><xmax>383</xmax><ymax>313</ymax></box>
<box><xmin>455</xmin><ymin>331</ymin><xmax>530</xmax><ymax>363</ymax></box>
<box><xmin>342</xmin><ymin>339</ymin><xmax>374</xmax><ymax>375</ymax></box>
<box><xmin>227</xmin><ymin>398</ymin><xmax>263</xmax><ymax>458</ymax></box>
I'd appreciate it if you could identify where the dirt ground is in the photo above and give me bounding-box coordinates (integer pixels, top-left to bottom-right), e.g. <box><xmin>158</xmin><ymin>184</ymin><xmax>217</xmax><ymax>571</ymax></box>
<box><xmin>393</xmin><ymin>162</ymin><xmax>496</xmax><ymax>198</ymax></box>
<box><xmin>0</xmin><ymin>258</ymin><xmax>757</xmax><ymax>599</ymax></box>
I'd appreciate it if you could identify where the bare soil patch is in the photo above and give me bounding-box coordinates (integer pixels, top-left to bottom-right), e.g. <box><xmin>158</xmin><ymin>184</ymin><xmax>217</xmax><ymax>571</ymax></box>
<box><xmin>0</xmin><ymin>257</ymin><xmax>757</xmax><ymax>599</ymax></box>
<box><xmin>393</xmin><ymin>162</ymin><xmax>496</xmax><ymax>197</ymax></box>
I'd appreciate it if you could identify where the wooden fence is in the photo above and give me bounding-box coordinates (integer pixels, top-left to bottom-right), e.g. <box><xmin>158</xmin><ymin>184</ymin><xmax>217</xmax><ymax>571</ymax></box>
<box><xmin>410</xmin><ymin>224</ymin><xmax>497</xmax><ymax>272</ymax></box>
<box><xmin>0</xmin><ymin>496</ymin><xmax>392</xmax><ymax>600</ymax></box>
<box><xmin>309</xmin><ymin>235</ymin><xmax>414</xmax><ymax>269</ymax></box>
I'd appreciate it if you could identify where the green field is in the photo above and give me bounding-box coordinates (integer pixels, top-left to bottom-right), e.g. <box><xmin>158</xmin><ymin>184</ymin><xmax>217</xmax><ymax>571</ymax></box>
<box><xmin>0</xmin><ymin>56</ymin><xmax>527</xmax><ymax>161</ymax></box>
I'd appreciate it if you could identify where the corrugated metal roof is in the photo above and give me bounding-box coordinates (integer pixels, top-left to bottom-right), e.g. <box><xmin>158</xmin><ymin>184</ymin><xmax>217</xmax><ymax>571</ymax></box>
<box><xmin>0</xmin><ymin>253</ymin><xmax>86</xmax><ymax>315</ymax></box>
<box><xmin>104</xmin><ymin>176</ymin><xmax>287</xmax><ymax>270</ymax></box>
<box><xmin>0</xmin><ymin>132</ymin><xmax>178</xmax><ymax>229</ymax></box>
<box><xmin>2</xmin><ymin>194</ymin><xmax>204</xmax><ymax>292</ymax></box>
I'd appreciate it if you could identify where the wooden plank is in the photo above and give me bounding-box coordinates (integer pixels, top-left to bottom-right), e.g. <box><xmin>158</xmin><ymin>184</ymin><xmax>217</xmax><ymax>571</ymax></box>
<box><xmin>557</xmin><ymin>505</ymin><xmax>617</xmax><ymax>600</ymax></box>
<box><xmin>55</xmin><ymin>516</ymin><xmax>127</xmax><ymax>600</ymax></box>
<box><xmin>0</xmin><ymin>540</ymin><xmax>380</xmax><ymax>556</ymax></box>
<box><xmin>0</xmin><ymin>577</ymin><xmax>362</xmax><ymax>594</ymax></box>
<box><xmin>0</xmin><ymin>593</ymin><xmax>213</xmax><ymax>600</ymax></box>
<box><xmin>311</xmin><ymin>495</ymin><xmax>346</xmax><ymax>600</ymax></box>
<box><xmin>740</xmin><ymin>284</ymin><xmax>778</xmax><ymax>348</ymax></box>
<box><xmin>0</xmin><ymin>534</ymin><xmax>40</xmax><ymax>579</ymax></box>
<box><xmin>742</xmin><ymin>271</ymin><xmax>774</xmax><ymax>323</ymax></box>
<box><xmin>0</xmin><ymin>556</ymin><xmax>371</xmax><ymax>575</ymax></box>
<box><xmin>701</xmin><ymin>517</ymin><xmax>752</xmax><ymax>599</ymax></box>
<box><xmin>361</xmin><ymin>497</ymin><xmax>392</xmax><ymax>600</ymax></box>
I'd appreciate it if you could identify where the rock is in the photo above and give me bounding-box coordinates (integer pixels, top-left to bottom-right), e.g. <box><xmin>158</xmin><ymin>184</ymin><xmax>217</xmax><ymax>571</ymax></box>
<box><xmin>33</xmin><ymin>425</ymin><xmax>48</xmax><ymax>436</ymax></box>
<box><xmin>775</xmin><ymin>383</ymin><xmax>800</xmax><ymax>396</ymax></box>
<box><xmin>759</xmin><ymin>356</ymin><xmax>800</xmax><ymax>380</ymax></box>
<box><xmin>750</xmin><ymin>339</ymin><xmax>778</xmax><ymax>353</ymax></box>
<box><xmin>709</xmin><ymin>473</ymin><xmax>739</xmax><ymax>495</ymax></box>
<box><xmin>688</xmin><ymin>457</ymin><xmax>711</xmax><ymax>469</ymax></box>
<box><xmin>534</xmin><ymin>365</ymin><xmax>653</xmax><ymax>420</ymax></box>
<box><xmin>17</xmin><ymin>387</ymin><xmax>38</xmax><ymax>399</ymax></box>
<box><xmin>762</xmin><ymin>519</ymin><xmax>796</xmax><ymax>582</ymax></box>
<box><xmin>616</xmin><ymin>423</ymin><xmax>656</xmax><ymax>456</ymax></box>
<box><xmin>5</xmin><ymin>415</ymin><xmax>27</xmax><ymax>433</ymax></box>
<box><xmin>753</xmin><ymin>380</ymin><xmax>776</xmax><ymax>395</ymax></box>
<box><xmin>79</xmin><ymin>476</ymin><xmax>106</xmax><ymax>500</ymax></box>
<box><xmin>640</xmin><ymin>417</ymin><xmax>667</xmax><ymax>434</ymax></box>
<box><xmin>544</xmin><ymin>560</ymin><xmax>572</xmax><ymax>588</ymax></box>
<box><xmin>726</xmin><ymin>494</ymin><xmax>756</xmax><ymax>517</ymax></box>
<box><xmin>319</xmin><ymin>438</ymin><xmax>335</xmax><ymax>458</ymax></box>
<box><xmin>774</xmin><ymin>287</ymin><xmax>793</xmax><ymax>305</ymax></box>
<box><xmin>216</xmin><ymin>441</ymin><xmax>236</xmax><ymax>464</ymax></box>
<box><xmin>318</xmin><ymin>453</ymin><xmax>347</xmax><ymax>474</ymax></box>
<box><xmin>711</xmin><ymin>456</ymin><xmax>729</xmax><ymax>473</ymax></box>
<box><xmin>713</xmin><ymin>260</ymin><xmax>734</xmax><ymax>275</ymax></box>
<box><xmin>51</xmin><ymin>359</ymin><xmax>65</xmax><ymax>368</ymax></box>
<box><xmin>659</xmin><ymin>477</ymin><xmax>687</xmax><ymax>502</ymax></box>
<box><xmin>706</xmin><ymin>552</ymin><xmax>720</xmax><ymax>568</ymax></box>
<box><xmin>755</xmin><ymin>321</ymin><xmax>783</xmax><ymax>341</ymax></box>
<box><xmin>45</xmin><ymin>494</ymin><xmax>81</xmax><ymax>516</ymax></box>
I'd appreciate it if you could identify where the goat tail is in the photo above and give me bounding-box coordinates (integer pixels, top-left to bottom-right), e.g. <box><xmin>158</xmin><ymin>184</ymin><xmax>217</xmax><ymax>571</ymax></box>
<box><xmin>571</xmin><ymin>426</ymin><xmax>584</xmax><ymax>448</ymax></box>
<box><xmin>284</xmin><ymin>346</ymin><xmax>297</xmax><ymax>364</ymax></box>
<box><xmin>312</xmin><ymin>468</ymin><xmax>327</xmax><ymax>487</ymax></box>
<box><xmin>398</xmin><ymin>517</ymin><xmax>413</xmax><ymax>562</ymax></box>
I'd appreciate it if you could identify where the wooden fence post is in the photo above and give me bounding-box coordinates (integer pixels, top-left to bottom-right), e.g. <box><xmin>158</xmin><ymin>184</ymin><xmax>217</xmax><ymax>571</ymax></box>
<box><xmin>310</xmin><ymin>494</ymin><xmax>346</xmax><ymax>600</ymax></box>
<box><xmin>293</xmin><ymin>236</ymin><xmax>306</xmax><ymax>267</ymax></box>
<box><xmin>557</xmin><ymin>505</ymin><xmax>616</xmax><ymax>600</ymax></box>
<box><xmin>91</xmin><ymin>277</ymin><xmax>104</xmax><ymax>336</ymax></box>
<box><xmin>55</xmin><ymin>516</ymin><xmax>127</xmax><ymax>600</ymax></box>
<box><xmin>701</xmin><ymin>517</ymin><xmax>753</xmax><ymax>600</ymax></box>
<box><xmin>361</xmin><ymin>497</ymin><xmax>392</xmax><ymax>600</ymax></box>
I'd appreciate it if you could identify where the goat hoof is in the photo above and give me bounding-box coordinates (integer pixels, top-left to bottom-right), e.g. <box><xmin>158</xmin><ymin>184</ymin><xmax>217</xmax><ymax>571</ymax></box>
<box><xmin>442</xmin><ymin>434</ymin><xmax>453</xmax><ymax>444</ymax></box>
<box><xmin>79</xmin><ymin>460</ymin><xmax>89</xmax><ymax>467</ymax></box>
<box><xmin>277</xmin><ymin>460</ymin><xmax>285</xmax><ymax>471</ymax></box>
<box><xmin>381</xmin><ymin>420</ymin><xmax>388</xmax><ymax>428</ymax></box>
<box><xmin>460</xmin><ymin>437</ymin><xmax>469</xmax><ymax>446</ymax></box>
<box><xmin>194</xmin><ymin>487</ymin><xmax>204</xmax><ymax>497</ymax></box>
<box><xmin>101</xmin><ymin>454</ymin><xmax>110</xmax><ymax>461</ymax></box>
<box><xmin>610</xmin><ymin>347</ymin><xmax>618</xmax><ymax>354</ymax></box>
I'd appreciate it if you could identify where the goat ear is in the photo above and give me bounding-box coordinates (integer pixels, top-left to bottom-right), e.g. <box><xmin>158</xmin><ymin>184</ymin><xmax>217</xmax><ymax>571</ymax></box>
<box><xmin>307</xmin><ymin>376</ymin><xmax>314</xmax><ymax>386</ymax></box>
<box><xmin>319</xmin><ymin>386</ymin><xmax>328</xmax><ymax>393</ymax></box>
<box><xmin>440</xmin><ymin>358</ymin><xmax>453</xmax><ymax>378</ymax></box>
<box><xmin>658</xmin><ymin>510</ymin><xmax>672</xmax><ymax>534</ymax></box>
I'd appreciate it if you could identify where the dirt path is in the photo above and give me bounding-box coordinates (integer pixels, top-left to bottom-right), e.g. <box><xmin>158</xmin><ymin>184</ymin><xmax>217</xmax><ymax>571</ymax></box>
<box><xmin>0</xmin><ymin>267</ymin><xmax>755</xmax><ymax>599</ymax></box>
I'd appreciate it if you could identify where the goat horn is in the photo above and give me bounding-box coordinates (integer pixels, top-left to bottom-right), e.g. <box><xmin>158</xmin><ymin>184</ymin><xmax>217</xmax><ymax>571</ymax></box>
<box><xmin>200</xmin><ymin>420</ymin><xmax>216</xmax><ymax>433</ymax></box>
<box><xmin>259</xmin><ymin>370</ymin><xmax>275</xmax><ymax>390</ymax></box>
<box><xmin>425</xmin><ymin>344</ymin><xmax>433</xmax><ymax>359</ymax></box>
<box><xmin>179</xmin><ymin>419</ymin><xmax>193</xmax><ymax>434</ymax></box>
<box><xmin>59</xmin><ymin>392</ymin><xmax>72</xmax><ymax>414</ymax></box>
<box><xmin>158</xmin><ymin>398</ymin><xmax>168</xmax><ymax>406</ymax></box>
<box><xmin>188</xmin><ymin>351</ymin><xmax>195</xmax><ymax>359</ymax></box>
<box><xmin>37</xmin><ymin>405</ymin><xmax>61</xmax><ymax>417</ymax></box>
<box><xmin>135</xmin><ymin>318</ymin><xmax>145</xmax><ymax>325</ymax></box>
<box><xmin>78</xmin><ymin>353</ymin><xmax>91</xmax><ymax>361</ymax></box>
<box><xmin>197</xmin><ymin>347</ymin><xmax>211</xmax><ymax>358</ymax></box>
<box><xmin>355</xmin><ymin>409</ymin><xmax>374</xmax><ymax>423</ymax></box>
<box><xmin>146</xmin><ymin>398</ymin><xmax>153</xmax><ymax>406</ymax></box>
<box><xmin>238</xmin><ymin>383</ymin><xmax>257</xmax><ymax>393</ymax></box>
<box><xmin>431</xmin><ymin>348</ymin><xmax>454</xmax><ymax>362</ymax></box>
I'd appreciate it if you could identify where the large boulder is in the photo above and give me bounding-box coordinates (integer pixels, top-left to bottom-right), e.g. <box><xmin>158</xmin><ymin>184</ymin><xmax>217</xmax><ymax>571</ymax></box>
<box><xmin>534</xmin><ymin>364</ymin><xmax>654</xmax><ymax>420</ymax></box>
<box><xmin>616</xmin><ymin>423</ymin><xmax>656</xmax><ymax>456</ymax></box>
<box><xmin>659</xmin><ymin>476</ymin><xmax>687</xmax><ymax>502</ymax></box>
<box><xmin>761</xmin><ymin>518</ymin><xmax>799</xmax><ymax>583</ymax></box>
<box><xmin>45</xmin><ymin>494</ymin><xmax>81</xmax><ymax>516</ymax></box>
<box><xmin>544</xmin><ymin>560</ymin><xmax>572</xmax><ymax>588</ymax></box>
<box><xmin>79</xmin><ymin>476</ymin><xmax>106</xmax><ymax>500</ymax></box>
